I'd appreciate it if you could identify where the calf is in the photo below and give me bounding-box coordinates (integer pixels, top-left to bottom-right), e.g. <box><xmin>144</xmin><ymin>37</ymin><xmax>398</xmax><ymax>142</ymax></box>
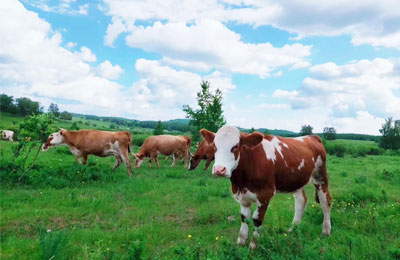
<box><xmin>42</xmin><ymin>129</ymin><xmax>133</xmax><ymax>177</ymax></box>
<box><xmin>134</xmin><ymin>135</ymin><xmax>190</xmax><ymax>168</ymax></box>
<box><xmin>1</xmin><ymin>130</ymin><xmax>14</xmax><ymax>142</ymax></box>
<box><xmin>202</xmin><ymin>126</ymin><xmax>331</xmax><ymax>249</ymax></box>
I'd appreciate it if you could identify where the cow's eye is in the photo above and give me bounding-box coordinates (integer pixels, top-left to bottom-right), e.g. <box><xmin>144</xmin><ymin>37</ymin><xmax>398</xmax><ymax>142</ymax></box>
<box><xmin>231</xmin><ymin>144</ymin><xmax>239</xmax><ymax>152</ymax></box>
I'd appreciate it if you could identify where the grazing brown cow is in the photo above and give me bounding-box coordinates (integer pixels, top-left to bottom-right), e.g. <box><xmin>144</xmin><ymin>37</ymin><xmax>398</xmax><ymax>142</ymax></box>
<box><xmin>42</xmin><ymin>129</ymin><xmax>133</xmax><ymax>177</ymax></box>
<box><xmin>133</xmin><ymin>135</ymin><xmax>190</xmax><ymax>168</ymax></box>
<box><xmin>202</xmin><ymin>126</ymin><xmax>331</xmax><ymax>249</ymax></box>
<box><xmin>188</xmin><ymin>137</ymin><xmax>215</xmax><ymax>171</ymax></box>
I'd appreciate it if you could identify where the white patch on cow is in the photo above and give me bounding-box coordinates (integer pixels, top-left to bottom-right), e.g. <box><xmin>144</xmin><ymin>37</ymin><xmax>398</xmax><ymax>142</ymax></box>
<box><xmin>294</xmin><ymin>136</ymin><xmax>308</xmax><ymax>142</ymax></box>
<box><xmin>69</xmin><ymin>146</ymin><xmax>81</xmax><ymax>157</ymax></box>
<box><xmin>261</xmin><ymin>137</ymin><xmax>284</xmax><ymax>164</ymax></box>
<box><xmin>252</xmin><ymin>199</ymin><xmax>262</xmax><ymax>220</ymax></box>
<box><xmin>312</xmin><ymin>157</ymin><xmax>315</xmax><ymax>163</ymax></box>
<box><xmin>284</xmin><ymin>160</ymin><xmax>289</xmax><ymax>168</ymax></box>
<box><xmin>234</xmin><ymin>189</ymin><xmax>257</xmax><ymax>205</ymax></box>
<box><xmin>49</xmin><ymin>131</ymin><xmax>64</xmax><ymax>146</ymax></box>
<box><xmin>297</xmin><ymin>159</ymin><xmax>305</xmax><ymax>170</ymax></box>
<box><xmin>137</xmin><ymin>159</ymin><xmax>144</xmax><ymax>167</ymax></box>
<box><xmin>213</xmin><ymin>126</ymin><xmax>240</xmax><ymax>177</ymax></box>
<box><xmin>282</xmin><ymin>142</ymin><xmax>289</xmax><ymax>148</ymax></box>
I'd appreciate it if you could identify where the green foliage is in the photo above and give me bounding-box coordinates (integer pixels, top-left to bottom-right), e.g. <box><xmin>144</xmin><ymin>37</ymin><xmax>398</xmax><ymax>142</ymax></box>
<box><xmin>39</xmin><ymin>228</ymin><xmax>69</xmax><ymax>260</ymax></box>
<box><xmin>379</xmin><ymin>117</ymin><xmax>400</xmax><ymax>150</ymax></box>
<box><xmin>110</xmin><ymin>123</ymin><xmax>116</xmax><ymax>129</ymax></box>
<box><xmin>59</xmin><ymin>111</ymin><xmax>72</xmax><ymax>120</ymax></box>
<box><xmin>48</xmin><ymin>103</ymin><xmax>60</xmax><ymax>117</ymax></box>
<box><xmin>0</xmin><ymin>93</ymin><xmax>17</xmax><ymax>113</ymax></box>
<box><xmin>153</xmin><ymin>121</ymin><xmax>164</xmax><ymax>135</ymax></box>
<box><xmin>249</xmin><ymin>127</ymin><xmax>256</xmax><ymax>133</ymax></box>
<box><xmin>323</xmin><ymin>126</ymin><xmax>337</xmax><ymax>140</ymax></box>
<box><xmin>16</xmin><ymin>97</ymin><xmax>42</xmax><ymax>116</ymax></box>
<box><xmin>70</xmin><ymin>122</ymin><xmax>79</xmax><ymax>130</ymax></box>
<box><xmin>183</xmin><ymin>81</ymin><xmax>225</xmax><ymax>140</ymax></box>
<box><xmin>299</xmin><ymin>124</ymin><xmax>313</xmax><ymax>135</ymax></box>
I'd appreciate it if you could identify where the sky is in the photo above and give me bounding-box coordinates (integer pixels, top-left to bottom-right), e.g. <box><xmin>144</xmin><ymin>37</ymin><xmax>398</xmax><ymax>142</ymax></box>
<box><xmin>1</xmin><ymin>0</ymin><xmax>400</xmax><ymax>135</ymax></box>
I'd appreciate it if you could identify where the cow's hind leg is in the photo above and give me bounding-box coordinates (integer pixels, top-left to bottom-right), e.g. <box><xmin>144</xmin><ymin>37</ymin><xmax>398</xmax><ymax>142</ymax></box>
<box><xmin>312</xmin><ymin>164</ymin><xmax>332</xmax><ymax>236</ymax></box>
<box><xmin>315</xmin><ymin>183</ymin><xmax>331</xmax><ymax>235</ymax></box>
<box><xmin>249</xmin><ymin>191</ymin><xmax>273</xmax><ymax>249</ymax></box>
<box><xmin>289</xmin><ymin>188</ymin><xmax>307</xmax><ymax>231</ymax></box>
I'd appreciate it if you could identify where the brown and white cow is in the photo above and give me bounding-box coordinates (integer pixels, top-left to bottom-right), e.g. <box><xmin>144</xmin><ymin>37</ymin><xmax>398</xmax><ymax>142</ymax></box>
<box><xmin>42</xmin><ymin>129</ymin><xmax>133</xmax><ymax>177</ymax></box>
<box><xmin>1</xmin><ymin>130</ymin><xmax>14</xmax><ymax>142</ymax></box>
<box><xmin>202</xmin><ymin>126</ymin><xmax>331</xmax><ymax>249</ymax></box>
<box><xmin>133</xmin><ymin>135</ymin><xmax>191</xmax><ymax>168</ymax></box>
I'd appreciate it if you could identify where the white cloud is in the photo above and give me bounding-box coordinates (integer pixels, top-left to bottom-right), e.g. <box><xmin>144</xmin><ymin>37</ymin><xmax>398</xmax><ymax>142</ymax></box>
<box><xmin>125</xmin><ymin>20</ymin><xmax>311</xmax><ymax>77</ymax></box>
<box><xmin>74</xmin><ymin>46</ymin><xmax>97</xmax><ymax>62</ymax></box>
<box><xmin>104</xmin><ymin>17</ymin><xmax>127</xmax><ymax>47</ymax></box>
<box><xmin>97</xmin><ymin>60</ymin><xmax>124</xmax><ymax>80</ymax></box>
<box><xmin>22</xmin><ymin>0</ymin><xmax>90</xmax><ymax>15</ymax></box>
<box><xmin>272</xmin><ymin>58</ymin><xmax>400</xmax><ymax>133</ymax></box>
<box><xmin>125</xmin><ymin>59</ymin><xmax>236</xmax><ymax>119</ymax></box>
<box><xmin>66</xmin><ymin>41</ymin><xmax>77</xmax><ymax>48</ymax></box>
<box><xmin>102</xmin><ymin>0</ymin><xmax>400</xmax><ymax>50</ymax></box>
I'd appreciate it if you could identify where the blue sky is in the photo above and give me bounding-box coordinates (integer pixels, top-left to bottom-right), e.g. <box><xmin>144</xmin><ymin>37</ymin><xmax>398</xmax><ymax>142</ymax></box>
<box><xmin>1</xmin><ymin>0</ymin><xmax>400</xmax><ymax>134</ymax></box>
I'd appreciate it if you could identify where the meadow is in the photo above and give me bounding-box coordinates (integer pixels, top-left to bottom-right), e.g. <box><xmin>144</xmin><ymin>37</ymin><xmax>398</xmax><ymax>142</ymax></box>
<box><xmin>0</xmin><ymin>115</ymin><xmax>400</xmax><ymax>259</ymax></box>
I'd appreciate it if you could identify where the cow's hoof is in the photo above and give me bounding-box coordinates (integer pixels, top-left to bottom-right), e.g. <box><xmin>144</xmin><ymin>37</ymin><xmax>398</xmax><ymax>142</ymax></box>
<box><xmin>249</xmin><ymin>241</ymin><xmax>257</xmax><ymax>250</ymax></box>
<box><xmin>237</xmin><ymin>237</ymin><xmax>246</xmax><ymax>246</ymax></box>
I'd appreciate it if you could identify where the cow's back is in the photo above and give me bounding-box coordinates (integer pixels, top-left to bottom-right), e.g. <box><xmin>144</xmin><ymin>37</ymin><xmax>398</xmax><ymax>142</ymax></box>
<box><xmin>141</xmin><ymin>135</ymin><xmax>186</xmax><ymax>155</ymax></box>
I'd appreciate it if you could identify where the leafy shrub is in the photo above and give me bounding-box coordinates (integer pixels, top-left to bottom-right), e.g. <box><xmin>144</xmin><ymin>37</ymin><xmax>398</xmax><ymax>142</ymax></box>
<box><xmin>381</xmin><ymin>169</ymin><xmax>394</xmax><ymax>181</ymax></box>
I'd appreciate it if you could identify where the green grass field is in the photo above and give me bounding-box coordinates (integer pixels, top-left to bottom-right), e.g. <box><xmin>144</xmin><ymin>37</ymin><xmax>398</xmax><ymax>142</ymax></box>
<box><xmin>1</xmin><ymin>133</ymin><xmax>400</xmax><ymax>259</ymax></box>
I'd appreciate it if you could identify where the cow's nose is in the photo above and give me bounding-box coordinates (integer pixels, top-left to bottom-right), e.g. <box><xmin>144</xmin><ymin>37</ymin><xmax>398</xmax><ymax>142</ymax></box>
<box><xmin>213</xmin><ymin>165</ymin><xmax>226</xmax><ymax>176</ymax></box>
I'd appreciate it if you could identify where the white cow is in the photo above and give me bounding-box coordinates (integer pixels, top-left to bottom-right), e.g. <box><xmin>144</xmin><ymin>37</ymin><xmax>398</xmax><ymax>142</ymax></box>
<box><xmin>1</xmin><ymin>130</ymin><xmax>14</xmax><ymax>142</ymax></box>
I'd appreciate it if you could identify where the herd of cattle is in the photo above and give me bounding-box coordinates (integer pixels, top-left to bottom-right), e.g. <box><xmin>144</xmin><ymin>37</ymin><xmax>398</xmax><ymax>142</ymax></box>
<box><xmin>1</xmin><ymin>126</ymin><xmax>332</xmax><ymax>248</ymax></box>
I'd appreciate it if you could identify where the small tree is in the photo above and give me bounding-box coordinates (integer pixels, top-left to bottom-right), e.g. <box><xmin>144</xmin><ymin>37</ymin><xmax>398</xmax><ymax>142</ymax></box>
<box><xmin>60</xmin><ymin>111</ymin><xmax>72</xmax><ymax>120</ymax></box>
<box><xmin>300</xmin><ymin>125</ymin><xmax>313</xmax><ymax>136</ymax></box>
<box><xmin>323</xmin><ymin>127</ymin><xmax>337</xmax><ymax>140</ymax></box>
<box><xmin>379</xmin><ymin>117</ymin><xmax>400</xmax><ymax>150</ymax></box>
<box><xmin>0</xmin><ymin>93</ymin><xmax>17</xmax><ymax>113</ymax></box>
<box><xmin>183</xmin><ymin>81</ymin><xmax>225</xmax><ymax>141</ymax></box>
<box><xmin>153</xmin><ymin>121</ymin><xmax>164</xmax><ymax>135</ymax></box>
<box><xmin>249</xmin><ymin>127</ymin><xmax>256</xmax><ymax>133</ymax></box>
<box><xmin>48</xmin><ymin>103</ymin><xmax>60</xmax><ymax>117</ymax></box>
<box><xmin>11</xmin><ymin>114</ymin><xmax>56</xmax><ymax>182</ymax></box>
<box><xmin>15</xmin><ymin>97</ymin><xmax>41</xmax><ymax>116</ymax></box>
<box><xmin>264</xmin><ymin>129</ymin><xmax>271</xmax><ymax>135</ymax></box>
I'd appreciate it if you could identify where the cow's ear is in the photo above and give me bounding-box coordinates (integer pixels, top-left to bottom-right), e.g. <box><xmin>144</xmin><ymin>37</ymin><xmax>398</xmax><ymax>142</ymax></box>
<box><xmin>240</xmin><ymin>132</ymin><xmax>263</xmax><ymax>148</ymax></box>
<box><xmin>200</xmin><ymin>129</ymin><xmax>215</xmax><ymax>144</ymax></box>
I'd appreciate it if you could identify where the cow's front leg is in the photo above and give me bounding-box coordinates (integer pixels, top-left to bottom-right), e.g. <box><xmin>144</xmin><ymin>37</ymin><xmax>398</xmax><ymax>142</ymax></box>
<box><xmin>82</xmin><ymin>153</ymin><xmax>88</xmax><ymax>165</ymax></box>
<box><xmin>250</xmin><ymin>193</ymin><xmax>273</xmax><ymax>249</ymax></box>
<box><xmin>113</xmin><ymin>155</ymin><xmax>122</xmax><ymax>169</ymax></box>
<box><xmin>237</xmin><ymin>204</ymin><xmax>251</xmax><ymax>245</ymax></box>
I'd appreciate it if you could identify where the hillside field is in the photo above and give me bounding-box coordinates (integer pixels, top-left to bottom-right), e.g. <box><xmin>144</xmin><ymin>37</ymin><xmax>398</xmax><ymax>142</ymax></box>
<box><xmin>0</xmin><ymin>114</ymin><xmax>399</xmax><ymax>259</ymax></box>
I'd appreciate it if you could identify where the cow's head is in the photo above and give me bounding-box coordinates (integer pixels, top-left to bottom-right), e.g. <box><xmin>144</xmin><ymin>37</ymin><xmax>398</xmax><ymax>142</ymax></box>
<box><xmin>133</xmin><ymin>153</ymin><xmax>145</xmax><ymax>168</ymax></box>
<box><xmin>202</xmin><ymin>126</ymin><xmax>264</xmax><ymax>177</ymax></box>
<box><xmin>188</xmin><ymin>129</ymin><xmax>216</xmax><ymax>171</ymax></box>
<box><xmin>42</xmin><ymin>129</ymin><xmax>66</xmax><ymax>151</ymax></box>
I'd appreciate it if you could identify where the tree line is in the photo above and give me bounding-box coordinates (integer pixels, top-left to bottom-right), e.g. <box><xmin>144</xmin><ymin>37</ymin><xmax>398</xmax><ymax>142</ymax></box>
<box><xmin>0</xmin><ymin>93</ymin><xmax>73</xmax><ymax>120</ymax></box>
